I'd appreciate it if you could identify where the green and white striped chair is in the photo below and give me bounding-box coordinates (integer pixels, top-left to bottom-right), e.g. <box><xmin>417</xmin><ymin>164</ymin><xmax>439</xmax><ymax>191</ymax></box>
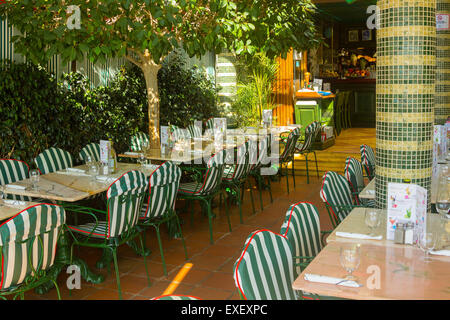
<box><xmin>67</xmin><ymin>170</ymin><xmax>150</xmax><ymax>299</ymax></box>
<box><xmin>130</xmin><ymin>132</ymin><xmax>150</xmax><ymax>152</ymax></box>
<box><xmin>0</xmin><ymin>159</ymin><xmax>32</xmax><ymax>201</ymax></box>
<box><xmin>320</xmin><ymin>171</ymin><xmax>357</xmax><ymax>229</ymax></box>
<box><xmin>360</xmin><ymin>144</ymin><xmax>376</xmax><ymax>181</ymax></box>
<box><xmin>278</xmin><ymin>127</ymin><xmax>301</xmax><ymax>194</ymax></box>
<box><xmin>187</xmin><ymin>122</ymin><xmax>202</xmax><ymax>139</ymax></box>
<box><xmin>79</xmin><ymin>142</ymin><xmax>101</xmax><ymax>163</ymax></box>
<box><xmin>34</xmin><ymin>147</ymin><xmax>73</xmax><ymax>174</ymax></box>
<box><xmin>139</xmin><ymin>161</ymin><xmax>187</xmax><ymax>276</ymax></box>
<box><xmin>280</xmin><ymin>202</ymin><xmax>328</xmax><ymax>278</ymax></box>
<box><xmin>234</xmin><ymin>229</ymin><xmax>297</xmax><ymax>300</ymax></box>
<box><xmin>295</xmin><ymin>121</ymin><xmax>321</xmax><ymax>184</ymax></box>
<box><xmin>151</xmin><ymin>294</ymin><xmax>201</xmax><ymax>300</ymax></box>
<box><xmin>222</xmin><ymin>141</ymin><xmax>255</xmax><ymax>223</ymax></box>
<box><xmin>178</xmin><ymin>149</ymin><xmax>231</xmax><ymax>244</ymax></box>
<box><xmin>171</xmin><ymin>125</ymin><xmax>190</xmax><ymax>142</ymax></box>
<box><xmin>0</xmin><ymin>203</ymin><xmax>66</xmax><ymax>300</ymax></box>
<box><xmin>344</xmin><ymin>157</ymin><xmax>375</xmax><ymax>207</ymax></box>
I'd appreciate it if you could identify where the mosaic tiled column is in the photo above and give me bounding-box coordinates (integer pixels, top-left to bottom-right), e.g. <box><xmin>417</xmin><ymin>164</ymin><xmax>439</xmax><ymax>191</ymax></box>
<box><xmin>436</xmin><ymin>0</ymin><xmax>450</xmax><ymax>124</ymax></box>
<box><xmin>376</xmin><ymin>0</ymin><xmax>436</xmax><ymax>209</ymax></box>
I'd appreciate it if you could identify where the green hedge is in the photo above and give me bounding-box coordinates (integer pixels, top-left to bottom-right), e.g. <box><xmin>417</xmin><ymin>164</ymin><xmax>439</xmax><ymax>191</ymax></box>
<box><xmin>0</xmin><ymin>56</ymin><xmax>221</xmax><ymax>167</ymax></box>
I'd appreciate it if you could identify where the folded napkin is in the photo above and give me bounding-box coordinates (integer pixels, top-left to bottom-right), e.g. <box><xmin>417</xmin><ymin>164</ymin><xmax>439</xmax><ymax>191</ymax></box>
<box><xmin>336</xmin><ymin>232</ymin><xmax>382</xmax><ymax>240</ymax></box>
<box><xmin>429</xmin><ymin>250</ymin><xmax>450</xmax><ymax>257</ymax></box>
<box><xmin>5</xmin><ymin>184</ymin><xmax>26</xmax><ymax>190</ymax></box>
<box><xmin>96</xmin><ymin>175</ymin><xmax>117</xmax><ymax>183</ymax></box>
<box><xmin>66</xmin><ymin>167</ymin><xmax>86</xmax><ymax>173</ymax></box>
<box><xmin>57</xmin><ymin>170</ymin><xmax>89</xmax><ymax>177</ymax></box>
<box><xmin>3</xmin><ymin>199</ymin><xmax>27</xmax><ymax>206</ymax></box>
<box><xmin>124</xmin><ymin>151</ymin><xmax>139</xmax><ymax>156</ymax></box>
<box><xmin>304</xmin><ymin>274</ymin><xmax>362</xmax><ymax>288</ymax></box>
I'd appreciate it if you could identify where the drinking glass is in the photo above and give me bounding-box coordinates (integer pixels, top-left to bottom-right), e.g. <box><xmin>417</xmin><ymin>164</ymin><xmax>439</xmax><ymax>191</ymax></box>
<box><xmin>138</xmin><ymin>153</ymin><xmax>146</xmax><ymax>167</ymax></box>
<box><xmin>0</xmin><ymin>185</ymin><xmax>5</xmax><ymax>204</ymax></box>
<box><xmin>89</xmin><ymin>162</ymin><xmax>99</xmax><ymax>181</ymax></box>
<box><xmin>141</xmin><ymin>140</ymin><xmax>149</xmax><ymax>153</ymax></box>
<box><xmin>365</xmin><ymin>209</ymin><xmax>381</xmax><ymax>236</ymax></box>
<box><xmin>418</xmin><ymin>232</ymin><xmax>436</xmax><ymax>262</ymax></box>
<box><xmin>30</xmin><ymin>169</ymin><xmax>40</xmax><ymax>191</ymax></box>
<box><xmin>435</xmin><ymin>168</ymin><xmax>449</xmax><ymax>220</ymax></box>
<box><xmin>340</xmin><ymin>244</ymin><xmax>361</xmax><ymax>281</ymax></box>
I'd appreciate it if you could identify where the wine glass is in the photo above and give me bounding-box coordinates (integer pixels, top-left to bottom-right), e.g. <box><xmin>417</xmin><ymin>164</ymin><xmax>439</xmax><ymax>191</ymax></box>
<box><xmin>418</xmin><ymin>232</ymin><xmax>436</xmax><ymax>262</ymax></box>
<box><xmin>30</xmin><ymin>169</ymin><xmax>40</xmax><ymax>191</ymax></box>
<box><xmin>88</xmin><ymin>161</ymin><xmax>99</xmax><ymax>181</ymax></box>
<box><xmin>435</xmin><ymin>171</ymin><xmax>449</xmax><ymax>220</ymax></box>
<box><xmin>339</xmin><ymin>244</ymin><xmax>361</xmax><ymax>282</ymax></box>
<box><xmin>365</xmin><ymin>209</ymin><xmax>381</xmax><ymax>236</ymax></box>
<box><xmin>138</xmin><ymin>153</ymin><xmax>146</xmax><ymax>167</ymax></box>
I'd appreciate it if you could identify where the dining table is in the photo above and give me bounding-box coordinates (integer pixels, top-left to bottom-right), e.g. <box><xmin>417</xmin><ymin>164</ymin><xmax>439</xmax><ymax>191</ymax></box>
<box><xmin>292</xmin><ymin>207</ymin><xmax>450</xmax><ymax>300</ymax></box>
<box><xmin>2</xmin><ymin>162</ymin><xmax>159</xmax><ymax>294</ymax></box>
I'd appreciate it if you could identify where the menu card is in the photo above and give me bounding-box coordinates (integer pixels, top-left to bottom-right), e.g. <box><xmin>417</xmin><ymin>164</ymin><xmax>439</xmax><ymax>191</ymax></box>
<box><xmin>386</xmin><ymin>183</ymin><xmax>427</xmax><ymax>242</ymax></box>
<box><xmin>100</xmin><ymin>140</ymin><xmax>111</xmax><ymax>163</ymax></box>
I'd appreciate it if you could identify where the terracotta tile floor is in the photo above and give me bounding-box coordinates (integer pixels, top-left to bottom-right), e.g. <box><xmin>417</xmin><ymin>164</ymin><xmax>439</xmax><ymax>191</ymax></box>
<box><xmin>25</xmin><ymin>173</ymin><xmax>332</xmax><ymax>300</ymax></box>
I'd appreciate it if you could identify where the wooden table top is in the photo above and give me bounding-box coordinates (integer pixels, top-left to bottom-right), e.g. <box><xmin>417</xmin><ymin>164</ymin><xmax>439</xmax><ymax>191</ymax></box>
<box><xmin>292</xmin><ymin>240</ymin><xmax>450</xmax><ymax>300</ymax></box>
<box><xmin>3</xmin><ymin>163</ymin><xmax>157</xmax><ymax>203</ymax></box>
<box><xmin>0</xmin><ymin>200</ymin><xmax>41</xmax><ymax>221</ymax></box>
<box><xmin>326</xmin><ymin>207</ymin><xmax>445</xmax><ymax>249</ymax></box>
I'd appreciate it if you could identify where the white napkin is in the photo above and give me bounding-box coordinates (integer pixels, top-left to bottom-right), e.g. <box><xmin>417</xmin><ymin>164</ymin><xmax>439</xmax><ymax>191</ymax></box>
<box><xmin>57</xmin><ymin>170</ymin><xmax>89</xmax><ymax>177</ymax></box>
<box><xmin>5</xmin><ymin>184</ymin><xmax>26</xmax><ymax>190</ymax></box>
<box><xmin>3</xmin><ymin>199</ymin><xmax>27</xmax><ymax>206</ymax></box>
<box><xmin>124</xmin><ymin>152</ymin><xmax>139</xmax><ymax>156</ymax></box>
<box><xmin>429</xmin><ymin>250</ymin><xmax>450</xmax><ymax>257</ymax></box>
<box><xmin>336</xmin><ymin>232</ymin><xmax>382</xmax><ymax>240</ymax></box>
<box><xmin>96</xmin><ymin>175</ymin><xmax>117</xmax><ymax>183</ymax></box>
<box><xmin>141</xmin><ymin>164</ymin><xmax>158</xmax><ymax>170</ymax></box>
<box><xmin>367</xmin><ymin>190</ymin><xmax>375</xmax><ymax>195</ymax></box>
<box><xmin>66</xmin><ymin>168</ymin><xmax>86</xmax><ymax>173</ymax></box>
<box><xmin>304</xmin><ymin>274</ymin><xmax>362</xmax><ymax>288</ymax></box>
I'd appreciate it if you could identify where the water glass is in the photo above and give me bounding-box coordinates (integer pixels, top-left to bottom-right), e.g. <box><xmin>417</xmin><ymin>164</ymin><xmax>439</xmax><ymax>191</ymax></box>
<box><xmin>365</xmin><ymin>209</ymin><xmax>381</xmax><ymax>236</ymax></box>
<box><xmin>30</xmin><ymin>169</ymin><xmax>40</xmax><ymax>191</ymax></box>
<box><xmin>138</xmin><ymin>153</ymin><xmax>146</xmax><ymax>167</ymax></box>
<box><xmin>418</xmin><ymin>232</ymin><xmax>436</xmax><ymax>262</ymax></box>
<box><xmin>89</xmin><ymin>162</ymin><xmax>99</xmax><ymax>180</ymax></box>
<box><xmin>435</xmin><ymin>168</ymin><xmax>449</xmax><ymax>220</ymax></box>
<box><xmin>340</xmin><ymin>244</ymin><xmax>361</xmax><ymax>281</ymax></box>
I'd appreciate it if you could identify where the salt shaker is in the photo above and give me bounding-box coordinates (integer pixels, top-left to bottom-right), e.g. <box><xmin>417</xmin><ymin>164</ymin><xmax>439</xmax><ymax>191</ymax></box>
<box><xmin>394</xmin><ymin>223</ymin><xmax>405</xmax><ymax>244</ymax></box>
<box><xmin>404</xmin><ymin>223</ymin><xmax>414</xmax><ymax>245</ymax></box>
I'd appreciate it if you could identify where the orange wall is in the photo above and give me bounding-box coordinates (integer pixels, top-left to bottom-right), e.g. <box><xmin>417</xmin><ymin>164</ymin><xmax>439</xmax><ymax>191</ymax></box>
<box><xmin>273</xmin><ymin>50</ymin><xmax>294</xmax><ymax>126</ymax></box>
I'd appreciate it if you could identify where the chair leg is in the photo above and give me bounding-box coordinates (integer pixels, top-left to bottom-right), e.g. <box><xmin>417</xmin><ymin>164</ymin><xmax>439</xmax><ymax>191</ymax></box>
<box><xmin>285</xmin><ymin>163</ymin><xmax>290</xmax><ymax>194</ymax></box>
<box><xmin>205</xmin><ymin>199</ymin><xmax>214</xmax><ymax>244</ymax></box>
<box><xmin>235</xmin><ymin>186</ymin><xmax>244</xmax><ymax>224</ymax></box>
<box><xmin>174</xmin><ymin>214</ymin><xmax>189</xmax><ymax>260</ymax></box>
<box><xmin>267</xmin><ymin>176</ymin><xmax>273</xmax><ymax>203</ymax></box>
<box><xmin>138</xmin><ymin>234</ymin><xmax>152</xmax><ymax>287</ymax></box>
<box><xmin>154</xmin><ymin>225</ymin><xmax>168</xmax><ymax>276</ymax></box>
<box><xmin>292</xmin><ymin>157</ymin><xmax>296</xmax><ymax>188</ymax></box>
<box><xmin>111</xmin><ymin>248</ymin><xmax>123</xmax><ymax>300</ymax></box>
<box><xmin>313</xmin><ymin>151</ymin><xmax>319</xmax><ymax>179</ymax></box>
<box><xmin>247</xmin><ymin>179</ymin><xmax>256</xmax><ymax>215</ymax></box>
<box><xmin>222</xmin><ymin>190</ymin><xmax>232</xmax><ymax>232</ymax></box>
<box><xmin>256</xmin><ymin>175</ymin><xmax>264</xmax><ymax>211</ymax></box>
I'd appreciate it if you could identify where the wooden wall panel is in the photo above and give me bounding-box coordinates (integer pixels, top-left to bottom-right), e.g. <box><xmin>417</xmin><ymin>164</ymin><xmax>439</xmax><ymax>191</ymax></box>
<box><xmin>273</xmin><ymin>50</ymin><xmax>294</xmax><ymax>126</ymax></box>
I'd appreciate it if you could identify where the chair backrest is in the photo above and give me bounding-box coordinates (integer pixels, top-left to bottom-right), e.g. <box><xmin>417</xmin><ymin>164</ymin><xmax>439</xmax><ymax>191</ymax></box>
<box><xmin>141</xmin><ymin>162</ymin><xmax>181</xmax><ymax>220</ymax></box>
<box><xmin>200</xmin><ymin>149</ymin><xmax>226</xmax><ymax>194</ymax></box>
<box><xmin>130</xmin><ymin>132</ymin><xmax>150</xmax><ymax>152</ymax></box>
<box><xmin>234</xmin><ymin>229</ymin><xmax>296</xmax><ymax>300</ymax></box>
<box><xmin>360</xmin><ymin>144</ymin><xmax>375</xmax><ymax>180</ymax></box>
<box><xmin>187</xmin><ymin>122</ymin><xmax>202</xmax><ymax>139</ymax></box>
<box><xmin>34</xmin><ymin>147</ymin><xmax>73</xmax><ymax>174</ymax></box>
<box><xmin>79</xmin><ymin>142</ymin><xmax>101</xmax><ymax>163</ymax></box>
<box><xmin>280</xmin><ymin>202</ymin><xmax>322</xmax><ymax>277</ymax></box>
<box><xmin>320</xmin><ymin>171</ymin><xmax>354</xmax><ymax>227</ymax></box>
<box><xmin>223</xmin><ymin>142</ymin><xmax>249</xmax><ymax>181</ymax></box>
<box><xmin>205</xmin><ymin>118</ymin><xmax>214</xmax><ymax>131</ymax></box>
<box><xmin>280</xmin><ymin>127</ymin><xmax>300</xmax><ymax>162</ymax></box>
<box><xmin>106</xmin><ymin>170</ymin><xmax>148</xmax><ymax>239</ymax></box>
<box><xmin>171</xmin><ymin>126</ymin><xmax>190</xmax><ymax>142</ymax></box>
<box><xmin>0</xmin><ymin>203</ymin><xmax>66</xmax><ymax>290</ymax></box>
<box><xmin>297</xmin><ymin>121</ymin><xmax>321</xmax><ymax>152</ymax></box>
<box><xmin>0</xmin><ymin>159</ymin><xmax>31</xmax><ymax>201</ymax></box>
<box><xmin>251</xmin><ymin>135</ymin><xmax>269</xmax><ymax>172</ymax></box>
<box><xmin>344</xmin><ymin>157</ymin><xmax>365</xmax><ymax>204</ymax></box>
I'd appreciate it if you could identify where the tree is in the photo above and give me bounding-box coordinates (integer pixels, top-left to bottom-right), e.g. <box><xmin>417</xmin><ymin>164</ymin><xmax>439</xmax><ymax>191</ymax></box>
<box><xmin>1</xmin><ymin>0</ymin><xmax>319</xmax><ymax>148</ymax></box>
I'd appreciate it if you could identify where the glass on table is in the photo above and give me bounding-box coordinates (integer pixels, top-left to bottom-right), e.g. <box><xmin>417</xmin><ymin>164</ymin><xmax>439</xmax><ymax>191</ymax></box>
<box><xmin>339</xmin><ymin>243</ymin><xmax>361</xmax><ymax>282</ymax></box>
<box><xmin>30</xmin><ymin>169</ymin><xmax>40</xmax><ymax>191</ymax></box>
<box><xmin>418</xmin><ymin>232</ymin><xmax>436</xmax><ymax>262</ymax></box>
<box><xmin>0</xmin><ymin>185</ymin><xmax>5</xmax><ymax>205</ymax></box>
<box><xmin>365</xmin><ymin>208</ymin><xmax>381</xmax><ymax>236</ymax></box>
<box><xmin>88</xmin><ymin>161</ymin><xmax>99</xmax><ymax>181</ymax></box>
<box><xmin>435</xmin><ymin>165</ymin><xmax>449</xmax><ymax>220</ymax></box>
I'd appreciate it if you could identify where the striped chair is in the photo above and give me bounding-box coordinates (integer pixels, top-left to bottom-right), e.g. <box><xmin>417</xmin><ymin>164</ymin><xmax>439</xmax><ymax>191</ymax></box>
<box><xmin>278</xmin><ymin>127</ymin><xmax>301</xmax><ymax>194</ymax></box>
<box><xmin>130</xmin><ymin>132</ymin><xmax>150</xmax><ymax>152</ymax></box>
<box><xmin>67</xmin><ymin>170</ymin><xmax>150</xmax><ymax>299</ymax></box>
<box><xmin>280</xmin><ymin>202</ymin><xmax>328</xmax><ymax>278</ymax></box>
<box><xmin>34</xmin><ymin>147</ymin><xmax>73</xmax><ymax>174</ymax></box>
<box><xmin>139</xmin><ymin>161</ymin><xmax>187</xmax><ymax>276</ymax></box>
<box><xmin>79</xmin><ymin>142</ymin><xmax>101</xmax><ymax>163</ymax></box>
<box><xmin>187</xmin><ymin>122</ymin><xmax>202</xmax><ymax>139</ymax></box>
<box><xmin>222</xmin><ymin>141</ymin><xmax>255</xmax><ymax>223</ymax></box>
<box><xmin>295</xmin><ymin>121</ymin><xmax>321</xmax><ymax>184</ymax></box>
<box><xmin>0</xmin><ymin>159</ymin><xmax>32</xmax><ymax>201</ymax></box>
<box><xmin>344</xmin><ymin>157</ymin><xmax>375</xmax><ymax>207</ymax></box>
<box><xmin>234</xmin><ymin>229</ymin><xmax>297</xmax><ymax>300</ymax></box>
<box><xmin>171</xmin><ymin>125</ymin><xmax>190</xmax><ymax>142</ymax></box>
<box><xmin>0</xmin><ymin>203</ymin><xmax>66</xmax><ymax>300</ymax></box>
<box><xmin>320</xmin><ymin>171</ymin><xmax>357</xmax><ymax>229</ymax></box>
<box><xmin>250</xmin><ymin>135</ymin><xmax>274</xmax><ymax>210</ymax></box>
<box><xmin>151</xmin><ymin>294</ymin><xmax>201</xmax><ymax>300</ymax></box>
<box><xmin>178</xmin><ymin>149</ymin><xmax>231</xmax><ymax>244</ymax></box>
<box><xmin>360</xmin><ymin>144</ymin><xmax>376</xmax><ymax>181</ymax></box>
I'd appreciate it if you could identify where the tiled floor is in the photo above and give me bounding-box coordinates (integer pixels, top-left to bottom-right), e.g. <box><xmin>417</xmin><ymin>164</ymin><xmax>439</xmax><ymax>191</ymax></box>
<box><xmin>23</xmin><ymin>172</ymin><xmax>332</xmax><ymax>301</ymax></box>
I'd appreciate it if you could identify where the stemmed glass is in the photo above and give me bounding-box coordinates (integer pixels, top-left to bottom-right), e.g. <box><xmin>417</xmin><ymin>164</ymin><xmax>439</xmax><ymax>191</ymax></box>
<box><xmin>138</xmin><ymin>153</ymin><xmax>146</xmax><ymax>167</ymax></box>
<box><xmin>30</xmin><ymin>169</ymin><xmax>40</xmax><ymax>191</ymax></box>
<box><xmin>365</xmin><ymin>209</ymin><xmax>381</xmax><ymax>236</ymax></box>
<box><xmin>339</xmin><ymin>244</ymin><xmax>361</xmax><ymax>282</ymax></box>
<box><xmin>88</xmin><ymin>161</ymin><xmax>99</xmax><ymax>181</ymax></box>
<box><xmin>418</xmin><ymin>232</ymin><xmax>436</xmax><ymax>262</ymax></box>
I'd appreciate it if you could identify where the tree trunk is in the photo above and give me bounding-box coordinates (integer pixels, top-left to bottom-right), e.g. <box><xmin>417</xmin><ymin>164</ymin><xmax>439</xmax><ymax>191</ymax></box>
<box><xmin>142</xmin><ymin>63</ymin><xmax>162</xmax><ymax>149</ymax></box>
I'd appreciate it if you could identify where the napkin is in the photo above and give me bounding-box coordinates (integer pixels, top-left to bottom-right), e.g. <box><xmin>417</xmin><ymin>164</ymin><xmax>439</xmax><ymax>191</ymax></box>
<box><xmin>336</xmin><ymin>232</ymin><xmax>382</xmax><ymax>240</ymax></box>
<box><xmin>96</xmin><ymin>175</ymin><xmax>117</xmax><ymax>183</ymax></box>
<box><xmin>5</xmin><ymin>184</ymin><xmax>26</xmax><ymax>190</ymax></box>
<box><xmin>304</xmin><ymin>274</ymin><xmax>362</xmax><ymax>288</ymax></box>
<box><xmin>367</xmin><ymin>190</ymin><xmax>375</xmax><ymax>195</ymax></box>
<box><xmin>3</xmin><ymin>199</ymin><xmax>27</xmax><ymax>206</ymax></box>
<box><xmin>57</xmin><ymin>170</ymin><xmax>89</xmax><ymax>177</ymax></box>
<box><xmin>141</xmin><ymin>164</ymin><xmax>158</xmax><ymax>170</ymax></box>
<box><xmin>429</xmin><ymin>250</ymin><xmax>450</xmax><ymax>257</ymax></box>
<box><xmin>124</xmin><ymin>152</ymin><xmax>139</xmax><ymax>156</ymax></box>
<box><xmin>66</xmin><ymin>167</ymin><xmax>86</xmax><ymax>173</ymax></box>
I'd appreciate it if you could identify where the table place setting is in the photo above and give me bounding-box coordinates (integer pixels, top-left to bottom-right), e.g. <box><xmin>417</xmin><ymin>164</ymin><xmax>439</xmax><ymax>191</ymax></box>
<box><xmin>1</xmin><ymin>199</ymin><xmax>28</xmax><ymax>208</ymax></box>
<box><xmin>56</xmin><ymin>168</ymin><xmax>90</xmax><ymax>176</ymax></box>
<box><xmin>5</xmin><ymin>183</ymin><xmax>27</xmax><ymax>190</ymax></box>
<box><xmin>335</xmin><ymin>231</ymin><xmax>382</xmax><ymax>240</ymax></box>
<box><xmin>303</xmin><ymin>274</ymin><xmax>363</xmax><ymax>288</ymax></box>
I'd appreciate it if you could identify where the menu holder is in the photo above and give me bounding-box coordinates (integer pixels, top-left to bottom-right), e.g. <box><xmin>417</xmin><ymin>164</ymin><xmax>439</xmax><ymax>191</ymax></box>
<box><xmin>100</xmin><ymin>140</ymin><xmax>111</xmax><ymax>164</ymax></box>
<box><xmin>386</xmin><ymin>183</ymin><xmax>427</xmax><ymax>243</ymax></box>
